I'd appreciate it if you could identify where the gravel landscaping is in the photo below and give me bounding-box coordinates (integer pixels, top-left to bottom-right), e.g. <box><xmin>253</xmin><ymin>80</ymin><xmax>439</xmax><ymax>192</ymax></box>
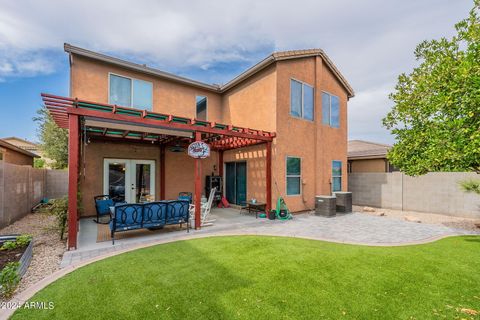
<box><xmin>354</xmin><ymin>205</ymin><xmax>480</xmax><ymax>232</ymax></box>
<box><xmin>0</xmin><ymin>211</ymin><xmax>66</xmax><ymax>296</ymax></box>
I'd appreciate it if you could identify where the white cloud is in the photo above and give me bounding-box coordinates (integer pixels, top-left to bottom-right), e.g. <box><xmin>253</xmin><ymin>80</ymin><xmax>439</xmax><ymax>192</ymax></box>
<box><xmin>0</xmin><ymin>0</ymin><xmax>473</xmax><ymax>141</ymax></box>
<box><xmin>348</xmin><ymin>84</ymin><xmax>396</xmax><ymax>144</ymax></box>
<box><xmin>0</xmin><ymin>50</ymin><xmax>57</xmax><ymax>78</ymax></box>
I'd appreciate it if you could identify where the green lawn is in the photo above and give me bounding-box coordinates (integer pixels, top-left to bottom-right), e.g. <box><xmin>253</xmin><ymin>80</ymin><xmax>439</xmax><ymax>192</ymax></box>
<box><xmin>13</xmin><ymin>236</ymin><xmax>480</xmax><ymax>320</ymax></box>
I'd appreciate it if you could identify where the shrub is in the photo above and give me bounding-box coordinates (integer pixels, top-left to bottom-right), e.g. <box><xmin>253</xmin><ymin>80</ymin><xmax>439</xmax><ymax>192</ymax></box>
<box><xmin>49</xmin><ymin>197</ymin><xmax>68</xmax><ymax>240</ymax></box>
<box><xmin>0</xmin><ymin>262</ymin><xmax>20</xmax><ymax>299</ymax></box>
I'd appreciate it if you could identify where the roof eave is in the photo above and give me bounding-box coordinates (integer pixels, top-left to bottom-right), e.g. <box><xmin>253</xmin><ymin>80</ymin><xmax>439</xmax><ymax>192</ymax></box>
<box><xmin>220</xmin><ymin>51</ymin><xmax>355</xmax><ymax>98</ymax></box>
<box><xmin>220</xmin><ymin>55</ymin><xmax>275</xmax><ymax>92</ymax></box>
<box><xmin>64</xmin><ymin>43</ymin><xmax>220</xmax><ymax>93</ymax></box>
<box><xmin>348</xmin><ymin>154</ymin><xmax>387</xmax><ymax>160</ymax></box>
<box><xmin>0</xmin><ymin>140</ymin><xmax>40</xmax><ymax>158</ymax></box>
<box><xmin>64</xmin><ymin>44</ymin><xmax>355</xmax><ymax>98</ymax></box>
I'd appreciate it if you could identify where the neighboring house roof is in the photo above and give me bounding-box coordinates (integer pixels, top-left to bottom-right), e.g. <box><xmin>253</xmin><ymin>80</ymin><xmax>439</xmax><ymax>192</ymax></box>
<box><xmin>348</xmin><ymin>140</ymin><xmax>391</xmax><ymax>160</ymax></box>
<box><xmin>2</xmin><ymin>136</ymin><xmax>40</xmax><ymax>152</ymax></box>
<box><xmin>0</xmin><ymin>139</ymin><xmax>39</xmax><ymax>158</ymax></box>
<box><xmin>64</xmin><ymin>44</ymin><xmax>354</xmax><ymax>98</ymax></box>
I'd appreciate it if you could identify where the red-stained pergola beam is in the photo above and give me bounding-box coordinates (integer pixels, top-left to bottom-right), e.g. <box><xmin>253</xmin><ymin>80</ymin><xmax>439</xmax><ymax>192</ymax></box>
<box><xmin>66</xmin><ymin>106</ymin><xmax>274</xmax><ymax>141</ymax></box>
<box><xmin>194</xmin><ymin>132</ymin><xmax>202</xmax><ymax>229</ymax></box>
<box><xmin>160</xmin><ymin>145</ymin><xmax>165</xmax><ymax>199</ymax></box>
<box><xmin>266</xmin><ymin>141</ymin><xmax>272</xmax><ymax>212</ymax></box>
<box><xmin>67</xmin><ymin>115</ymin><xmax>79</xmax><ymax>249</ymax></box>
<box><xmin>210</xmin><ymin>136</ymin><xmax>262</xmax><ymax>150</ymax></box>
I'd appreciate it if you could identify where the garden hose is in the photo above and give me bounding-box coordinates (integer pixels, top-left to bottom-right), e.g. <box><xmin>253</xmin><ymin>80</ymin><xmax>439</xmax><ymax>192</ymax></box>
<box><xmin>275</xmin><ymin>197</ymin><xmax>292</xmax><ymax>220</ymax></box>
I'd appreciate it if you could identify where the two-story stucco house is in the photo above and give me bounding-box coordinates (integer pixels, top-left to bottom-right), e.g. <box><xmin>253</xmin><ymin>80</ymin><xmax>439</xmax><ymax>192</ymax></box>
<box><xmin>43</xmin><ymin>44</ymin><xmax>354</xmax><ymax>249</ymax></box>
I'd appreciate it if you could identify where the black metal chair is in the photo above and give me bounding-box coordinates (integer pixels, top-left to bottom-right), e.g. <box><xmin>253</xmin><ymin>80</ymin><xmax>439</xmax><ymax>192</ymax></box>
<box><xmin>94</xmin><ymin>195</ymin><xmax>125</xmax><ymax>224</ymax></box>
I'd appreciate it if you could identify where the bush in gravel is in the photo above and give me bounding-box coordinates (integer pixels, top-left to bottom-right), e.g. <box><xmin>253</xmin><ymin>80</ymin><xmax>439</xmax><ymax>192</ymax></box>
<box><xmin>0</xmin><ymin>262</ymin><xmax>20</xmax><ymax>299</ymax></box>
<box><xmin>50</xmin><ymin>197</ymin><xmax>68</xmax><ymax>240</ymax></box>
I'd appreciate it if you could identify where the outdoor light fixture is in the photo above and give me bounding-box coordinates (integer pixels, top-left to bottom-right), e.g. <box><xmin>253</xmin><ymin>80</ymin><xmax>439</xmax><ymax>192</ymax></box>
<box><xmin>169</xmin><ymin>144</ymin><xmax>185</xmax><ymax>152</ymax></box>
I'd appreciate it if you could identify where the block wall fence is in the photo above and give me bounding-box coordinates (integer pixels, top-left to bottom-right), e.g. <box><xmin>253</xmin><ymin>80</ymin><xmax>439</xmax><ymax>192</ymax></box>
<box><xmin>0</xmin><ymin>161</ymin><xmax>68</xmax><ymax>228</ymax></box>
<box><xmin>348</xmin><ymin>172</ymin><xmax>480</xmax><ymax>218</ymax></box>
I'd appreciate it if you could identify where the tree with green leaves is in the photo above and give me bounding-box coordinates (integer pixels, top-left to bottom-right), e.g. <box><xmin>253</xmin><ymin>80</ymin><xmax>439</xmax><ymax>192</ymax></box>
<box><xmin>383</xmin><ymin>0</ymin><xmax>480</xmax><ymax>176</ymax></box>
<box><xmin>34</xmin><ymin>107</ymin><xmax>68</xmax><ymax>169</ymax></box>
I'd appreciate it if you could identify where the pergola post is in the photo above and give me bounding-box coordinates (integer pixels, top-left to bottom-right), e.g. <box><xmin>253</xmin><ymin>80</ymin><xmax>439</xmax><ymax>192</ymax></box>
<box><xmin>218</xmin><ymin>150</ymin><xmax>224</xmax><ymax>177</ymax></box>
<box><xmin>194</xmin><ymin>132</ymin><xmax>202</xmax><ymax>229</ymax></box>
<box><xmin>160</xmin><ymin>145</ymin><xmax>165</xmax><ymax>199</ymax></box>
<box><xmin>266</xmin><ymin>141</ymin><xmax>272</xmax><ymax>212</ymax></box>
<box><xmin>67</xmin><ymin>114</ymin><xmax>79</xmax><ymax>250</ymax></box>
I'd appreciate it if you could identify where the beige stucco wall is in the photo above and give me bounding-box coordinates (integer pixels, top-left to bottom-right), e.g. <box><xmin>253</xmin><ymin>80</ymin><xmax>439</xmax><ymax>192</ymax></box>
<box><xmin>350</xmin><ymin>158</ymin><xmax>386</xmax><ymax>173</ymax></box>
<box><xmin>274</xmin><ymin>56</ymin><xmax>348</xmax><ymax>212</ymax></box>
<box><xmin>70</xmin><ymin>55</ymin><xmax>223</xmax><ymax>122</ymax></box>
<box><xmin>164</xmin><ymin>149</ymin><xmax>219</xmax><ymax>201</ymax></box>
<box><xmin>221</xmin><ymin>65</ymin><xmax>277</xmax><ymax>132</ymax></box>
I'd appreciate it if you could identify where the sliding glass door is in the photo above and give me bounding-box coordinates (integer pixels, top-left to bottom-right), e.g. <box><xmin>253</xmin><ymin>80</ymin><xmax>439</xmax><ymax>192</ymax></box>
<box><xmin>225</xmin><ymin>161</ymin><xmax>247</xmax><ymax>205</ymax></box>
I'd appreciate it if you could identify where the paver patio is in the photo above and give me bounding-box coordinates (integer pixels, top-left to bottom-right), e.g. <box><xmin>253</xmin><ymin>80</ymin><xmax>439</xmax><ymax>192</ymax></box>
<box><xmin>60</xmin><ymin>208</ymin><xmax>478</xmax><ymax>268</ymax></box>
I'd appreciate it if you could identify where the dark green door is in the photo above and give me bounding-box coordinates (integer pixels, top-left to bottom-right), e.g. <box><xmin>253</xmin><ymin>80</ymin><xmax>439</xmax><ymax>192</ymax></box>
<box><xmin>225</xmin><ymin>162</ymin><xmax>247</xmax><ymax>205</ymax></box>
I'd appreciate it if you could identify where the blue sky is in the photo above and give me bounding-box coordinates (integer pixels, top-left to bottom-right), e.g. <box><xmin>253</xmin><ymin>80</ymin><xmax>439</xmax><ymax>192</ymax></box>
<box><xmin>0</xmin><ymin>0</ymin><xmax>473</xmax><ymax>143</ymax></box>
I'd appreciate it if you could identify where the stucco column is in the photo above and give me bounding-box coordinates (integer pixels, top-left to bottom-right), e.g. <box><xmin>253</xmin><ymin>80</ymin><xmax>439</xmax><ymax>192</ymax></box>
<box><xmin>67</xmin><ymin>114</ymin><xmax>79</xmax><ymax>250</ymax></box>
<box><xmin>194</xmin><ymin>132</ymin><xmax>202</xmax><ymax>229</ymax></box>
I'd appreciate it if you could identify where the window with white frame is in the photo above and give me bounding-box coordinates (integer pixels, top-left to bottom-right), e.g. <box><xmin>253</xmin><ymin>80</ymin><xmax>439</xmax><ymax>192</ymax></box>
<box><xmin>322</xmin><ymin>92</ymin><xmax>340</xmax><ymax>128</ymax></box>
<box><xmin>332</xmin><ymin>160</ymin><xmax>342</xmax><ymax>192</ymax></box>
<box><xmin>290</xmin><ymin>79</ymin><xmax>314</xmax><ymax>120</ymax></box>
<box><xmin>286</xmin><ymin>157</ymin><xmax>301</xmax><ymax>195</ymax></box>
<box><xmin>109</xmin><ymin>74</ymin><xmax>153</xmax><ymax>110</ymax></box>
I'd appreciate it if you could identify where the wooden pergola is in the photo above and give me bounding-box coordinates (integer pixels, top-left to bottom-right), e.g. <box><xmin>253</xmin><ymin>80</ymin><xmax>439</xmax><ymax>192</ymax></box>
<box><xmin>42</xmin><ymin>93</ymin><xmax>276</xmax><ymax>250</ymax></box>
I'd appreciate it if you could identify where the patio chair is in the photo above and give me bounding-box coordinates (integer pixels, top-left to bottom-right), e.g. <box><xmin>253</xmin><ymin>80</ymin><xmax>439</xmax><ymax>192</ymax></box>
<box><xmin>94</xmin><ymin>195</ymin><xmax>126</xmax><ymax>224</ymax></box>
<box><xmin>189</xmin><ymin>187</ymin><xmax>216</xmax><ymax>227</ymax></box>
<box><xmin>178</xmin><ymin>192</ymin><xmax>193</xmax><ymax>203</ymax></box>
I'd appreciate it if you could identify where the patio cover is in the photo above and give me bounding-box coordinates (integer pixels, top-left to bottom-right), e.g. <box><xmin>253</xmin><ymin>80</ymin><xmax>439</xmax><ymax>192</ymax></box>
<box><xmin>42</xmin><ymin>93</ymin><xmax>276</xmax><ymax>250</ymax></box>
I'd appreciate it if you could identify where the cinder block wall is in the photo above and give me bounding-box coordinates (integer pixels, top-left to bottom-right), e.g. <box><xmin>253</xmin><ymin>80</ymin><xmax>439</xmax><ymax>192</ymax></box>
<box><xmin>348</xmin><ymin>172</ymin><xmax>480</xmax><ymax>218</ymax></box>
<box><xmin>0</xmin><ymin>161</ymin><xmax>68</xmax><ymax>228</ymax></box>
<box><xmin>46</xmin><ymin>170</ymin><xmax>68</xmax><ymax>199</ymax></box>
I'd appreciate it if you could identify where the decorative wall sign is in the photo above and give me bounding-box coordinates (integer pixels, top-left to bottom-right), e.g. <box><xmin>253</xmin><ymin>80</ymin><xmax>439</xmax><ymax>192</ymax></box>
<box><xmin>188</xmin><ymin>141</ymin><xmax>210</xmax><ymax>159</ymax></box>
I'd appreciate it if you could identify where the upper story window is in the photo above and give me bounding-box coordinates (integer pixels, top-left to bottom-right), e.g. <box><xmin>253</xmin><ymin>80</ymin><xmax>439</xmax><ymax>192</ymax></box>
<box><xmin>196</xmin><ymin>96</ymin><xmax>207</xmax><ymax>120</ymax></box>
<box><xmin>332</xmin><ymin>160</ymin><xmax>342</xmax><ymax>192</ymax></box>
<box><xmin>109</xmin><ymin>74</ymin><xmax>153</xmax><ymax>110</ymax></box>
<box><xmin>290</xmin><ymin>79</ymin><xmax>314</xmax><ymax>121</ymax></box>
<box><xmin>286</xmin><ymin>156</ymin><xmax>301</xmax><ymax>195</ymax></box>
<box><xmin>322</xmin><ymin>92</ymin><xmax>340</xmax><ymax>128</ymax></box>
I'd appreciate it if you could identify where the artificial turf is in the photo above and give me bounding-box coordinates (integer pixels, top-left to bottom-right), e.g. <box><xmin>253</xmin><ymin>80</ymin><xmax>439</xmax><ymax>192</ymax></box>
<box><xmin>12</xmin><ymin>235</ymin><xmax>480</xmax><ymax>319</ymax></box>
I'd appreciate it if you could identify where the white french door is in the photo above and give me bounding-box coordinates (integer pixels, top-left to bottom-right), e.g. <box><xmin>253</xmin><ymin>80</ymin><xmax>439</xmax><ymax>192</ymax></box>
<box><xmin>103</xmin><ymin>159</ymin><xmax>155</xmax><ymax>203</ymax></box>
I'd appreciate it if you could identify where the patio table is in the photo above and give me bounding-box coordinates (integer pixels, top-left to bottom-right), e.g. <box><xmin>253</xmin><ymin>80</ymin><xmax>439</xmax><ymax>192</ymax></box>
<box><xmin>240</xmin><ymin>201</ymin><xmax>266</xmax><ymax>219</ymax></box>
